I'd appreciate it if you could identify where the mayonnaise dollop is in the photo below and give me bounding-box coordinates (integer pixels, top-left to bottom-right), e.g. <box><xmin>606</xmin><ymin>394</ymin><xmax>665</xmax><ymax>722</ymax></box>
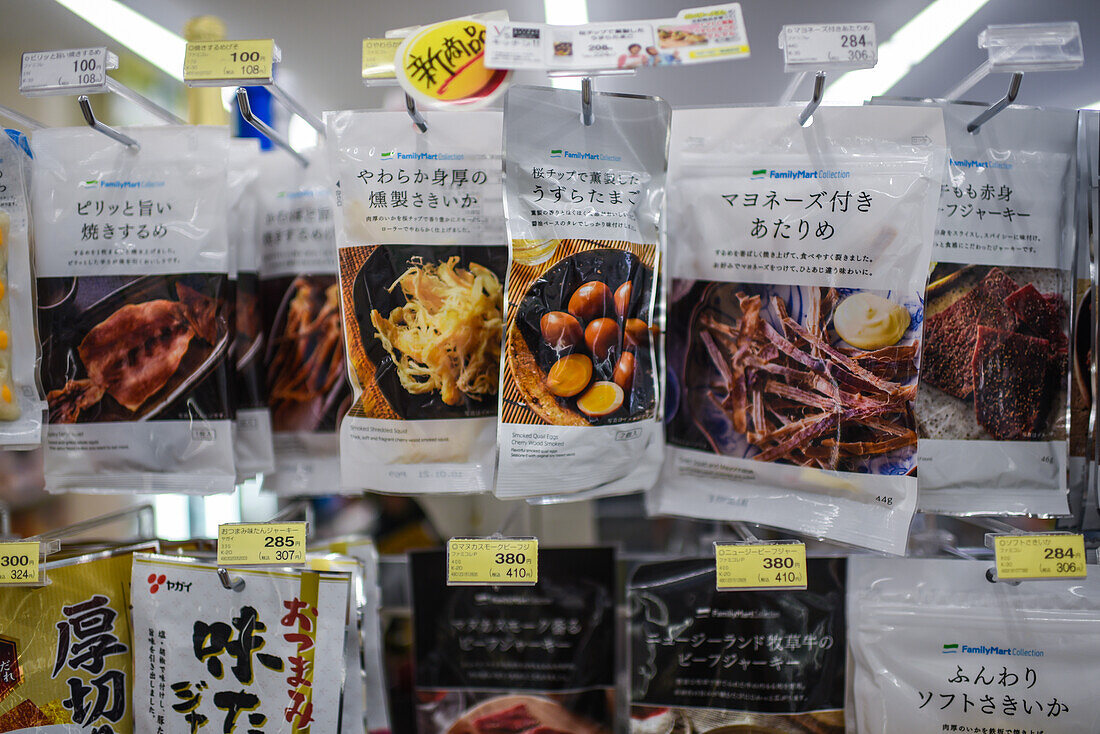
<box><xmin>833</xmin><ymin>293</ymin><xmax>910</xmax><ymax>350</ymax></box>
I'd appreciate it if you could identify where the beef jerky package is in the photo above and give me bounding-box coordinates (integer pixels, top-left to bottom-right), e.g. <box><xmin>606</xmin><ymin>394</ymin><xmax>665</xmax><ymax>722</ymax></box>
<box><xmin>130</xmin><ymin>553</ymin><xmax>350</xmax><ymax>734</ymax></box>
<box><xmin>0</xmin><ymin>546</ymin><xmax>147</xmax><ymax>734</ymax></box>
<box><xmin>228</xmin><ymin>138</ymin><xmax>275</xmax><ymax>480</ymax></box>
<box><xmin>255</xmin><ymin>148</ymin><xmax>349</xmax><ymax>495</ymax></box>
<box><xmin>848</xmin><ymin>557</ymin><xmax>1100</xmax><ymax>733</ymax></box>
<box><xmin>870</xmin><ymin>100</ymin><xmax>1078</xmax><ymax>517</ymax></box>
<box><xmin>410</xmin><ymin>547</ymin><xmax>615</xmax><ymax>734</ymax></box>
<box><xmin>326</xmin><ymin>110</ymin><xmax>506</xmax><ymax>494</ymax></box>
<box><xmin>30</xmin><ymin>126</ymin><xmax>235</xmax><ymax>494</ymax></box>
<box><xmin>653</xmin><ymin>106</ymin><xmax>947</xmax><ymax>554</ymax></box>
<box><xmin>498</xmin><ymin>85</ymin><xmax>669</xmax><ymax>500</ymax></box>
<box><xmin>630</xmin><ymin>558</ymin><xmax>846</xmax><ymax>733</ymax></box>
<box><xmin>0</xmin><ymin>130</ymin><xmax>46</xmax><ymax>447</ymax></box>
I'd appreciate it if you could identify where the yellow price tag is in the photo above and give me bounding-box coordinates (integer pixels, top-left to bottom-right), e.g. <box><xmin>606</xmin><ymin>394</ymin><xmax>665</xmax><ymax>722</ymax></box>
<box><xmin>362</xmin><ymin>38</ymin><xmax>400</xmax><ymax>79</ymax></box>
<box><xmin>0</xmin><ymin>541</ymin><xmax>41</xmax><ymax>585</ymax></box>
<box><xmin>993</xmin><ymin>534</ymin><xmax>1087</xmax><ymax>580</ymax></box>
<box><xmin>447</xmin><ymin>538</ymin><xmax>538</xmax><ymax>586</ymax></box>
<box><xmin>184</xmin><ymin>40</ymin><xmax>275</xmax><ymax>85</ymax></box>
<box><xmin>715</xmin><ymin>542</ymin><xmax>807</xmax><ymax>591</ymax></box>
<box><xmin>217</xmin><ymin>522</ymin><xmax>307</xmax><ymax>566</ymax></box>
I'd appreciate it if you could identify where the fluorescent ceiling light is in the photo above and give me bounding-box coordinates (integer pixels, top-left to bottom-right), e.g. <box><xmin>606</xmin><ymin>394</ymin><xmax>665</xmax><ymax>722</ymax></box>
<box><xmin>822</xmin><ymin>0</ymin><xmax>992</xmax><ymax>103</ymax></box>
<box><xmin>1085</xmin><ymin>99</ymin><xmax>1100</xmax><ymax>110</ymax></box>
<box><xmin>545</xmin><ymin>0</ymin><xmax>587</xmax><ymax>90</ymax></box>
<box><xmin>52</xmin><ymin>0</ymin><xmax>186</xmax><ymax>81</ymax></box>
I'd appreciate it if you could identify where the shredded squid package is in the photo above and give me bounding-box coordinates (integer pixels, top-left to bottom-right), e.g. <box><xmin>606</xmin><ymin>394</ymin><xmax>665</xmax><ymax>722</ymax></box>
<box><xmin>326</xmin><ymin>110</ymin><xmax>506</xmax><ymax>494</ymax></box>
<box><xmin>653</xmin><ymin>106</ymin><xmax>946</xmax><ymax>554</ymax></box>
<box><xmin>255</xmin><ymin>148</ymin><xmax>349</xmax><ymax>494</ymax></box>
<box><xmin>873</xmin><ymin>100</ymin><xmax>1078</xmax><ymax>517</ymax></box>
<box><xmin>31</xmin><ymin>126</ymin><xmax>235</xmax><ymax>493</ymax></box>
<box><xmin>498</xmin><ymin>85</ymin><xmax>669</xmax><ymax>500</ymax></box>
<box><xmin>228</xmin><ymin>139</ymin><xmax>275</xmax><ymax>480</ymax></box>
<box><xmin>848</xmin><ymin>557</ymin><xmax>1100</xmax><ymax>733</ymax></box>
<box><xmin>0</xmin><ymin>130</ymin><xmax>46</xmax><ymax>447</ymax></box>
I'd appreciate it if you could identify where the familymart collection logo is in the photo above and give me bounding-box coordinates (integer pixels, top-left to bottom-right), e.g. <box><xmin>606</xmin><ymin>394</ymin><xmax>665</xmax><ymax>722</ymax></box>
<box><xmin>79</xmin><ymin>178</ymin><xmax>166</xmax><ymax>189</ymax></box>
<box><xmin>942</xmin><ymin>642</ymin><xmax>1044</xmax><ymax>657</ymax></box>
<box><xmin>750</xmin><ymin>167</ymin><xmax>850</xmax><ymax>180</ymax></box>
<box><xmin>549</xmin><ymin>147</ymin><xmax>622</xmax><ymax>162</ymax></box>
<box><xmin>380</xmin><ymin>150</ymin><xmax>464</xmax><ymax>161</ymax></box>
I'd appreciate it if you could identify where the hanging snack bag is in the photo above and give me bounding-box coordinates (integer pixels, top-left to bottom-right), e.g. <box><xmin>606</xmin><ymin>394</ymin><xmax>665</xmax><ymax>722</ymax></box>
<box><xmin>0</xmin><ymin>130</ymin><xmax>46</xmax><ymax>447</ymax></box>
<box><xmin>630</xmin><ymin>557</ymin><xmax>846</xmax><ymax>733</ymax></box>
<box><xmin>228</xmin><ymin>138</ymin><xmax>275</xmax><ymax>480</ymax></box>
<box><xmin>410</xmin><ymin>547</ymin><xmax>616</xmax><ymax>734</ymax></box>
<box><xmin>31</xmin><ymin>126</ymin><xmax>235</xmax><ymax>493</ymax></box>
<box><xmin>326</xmin><ymin>110</ymin><xmax>506</xmax><ymax>493</ymax></box>
<box><xmin>498</xmin><ymin>85</ymin><xmax>669</xmax><ymax>500</ymax></box>
<box><xmin>255</xmin><ymin>148</ymin><xmax>349</xmax><ymax>494</ymax></box>
<box><xmin>654</xmin><ymin>106</ymin><xmax>946</xmax><ymax>554</ymax></box>
<box><xmin>848</xmin><ymin>557</ymin><xmax>1100</xmax><ymax>733</ymax></box>
<box><xmin>873</xmin><ymin>100</ymin><xmax>1078</xmax><ymax>516</ymax></box>
<box><xmin>130</xmin><ymin>553</ymin><xmax>350</xmax><ymax>734</ymax></box>
<box><xmin>0</xmin><ymin>546</ymin><xmax>145</xmax><ymax>734</ymax></box>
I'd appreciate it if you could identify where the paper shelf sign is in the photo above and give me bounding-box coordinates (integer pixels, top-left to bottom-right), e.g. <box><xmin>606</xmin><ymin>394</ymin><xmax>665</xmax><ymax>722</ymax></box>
<box><xmin>778</xmin><ymin>23</ymin><xmax>876</xmax><ymax>73</ymax></box>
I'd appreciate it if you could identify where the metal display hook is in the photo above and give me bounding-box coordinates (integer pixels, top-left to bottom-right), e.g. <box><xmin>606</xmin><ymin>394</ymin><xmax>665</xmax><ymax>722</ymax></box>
<box><xmin>0</xmin><ymin>502</ymin><xmax>11</xmax><ymax>540</ymax></box>
<box><xmin>798</xmin><ymin>71</ymin><xmax>826</xmax><ymax>127</ymax></box>
<box><xmin>965</xmin><ymin>71</ymin><xmax>1023</xmax><ymax>134</ymax></box>
<box><xmin>76</xmin><ymin>76</ymin><xmax>184</xmax><ymax>150</ymax></box>
<box><xmin>217</xmin><ymin>500</ymin><xmax>313</xmax><ymax>591</ymax></box>
<box><xmin>78</xmin><ymin>96</ymin><xmax>139</xmax><ymax>149</ymax></box>
<box><xmin>0</xmin><ymin>103</ymin><xmax>44</xmax><ymax>131</ymax></box>
<box><xmin>236</xmin><ymin>87</ymin><xmax>308</xmax><ymax>167</ymax></box>
<box><xmin>581</xmin><ymin>77</ymin><xmax>594</xmax><ymax>126</ymax></box>
<box><xmin>405</xmin><ymin>94</ymin><xmax>428</xmax><ymax>133</ymax></box>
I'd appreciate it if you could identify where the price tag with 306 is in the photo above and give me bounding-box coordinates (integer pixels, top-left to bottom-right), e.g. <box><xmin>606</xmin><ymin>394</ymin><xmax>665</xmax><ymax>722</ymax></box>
<box><xmin>217</xmin><ymin>522</ymin><xmax>307</xmax><ymax>566</ymax></box>
<box><xmin>780</xmin><ymin>23</ymin><xmax>877</xmax><ymax>71</ymax></box>
<box><xmin>715</xmin><ymin>541</ymin><xmax>808</xmax><ymax>591</ymax></box>
<box><xmin>447</xmin><ymin>538</ymin><xmax>538</xmax><ymax>586</ymax></box>
<box><xmin>992</xmin><ymin>534</ymin><xmax>1088</xmax><ymax>581</ymax></box>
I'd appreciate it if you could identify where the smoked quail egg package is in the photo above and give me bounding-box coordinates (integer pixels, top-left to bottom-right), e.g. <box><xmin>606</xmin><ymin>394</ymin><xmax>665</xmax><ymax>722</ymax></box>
<box><xmin>325</xmin><ymin>109</ymin><xmax>506</xmax><ymax>494</ymax></box>
<box><xmin>497</xmin><ymin>85</ymin><xmax>670</xmax><ymax>501</ymax></box>
<box><xmin>652</xmin><ymin>106</ymin><xmax>947</xmax><ymax>554</ymax></box>
<box><xmin>30</xmin><ymin>125</ymin><xmax>235</xmax><ymax>494</ymax></box>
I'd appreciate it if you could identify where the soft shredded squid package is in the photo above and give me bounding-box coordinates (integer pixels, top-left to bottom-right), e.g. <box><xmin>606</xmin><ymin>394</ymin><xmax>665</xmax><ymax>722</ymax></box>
<box><xmin>0</xmin><ymin>130</ymin><xmax>46</xmax><ymax>447</ymax></box>
<box><xmin>255</xmin><ymin>148</ymin><xmax>350</xmax><ymax>495</ymax></box>
<box><xmin>31</xmin><ymin>125</ymin><xmax>235</xmax><ymax>494</ymax></box>
<box><xmin>498</xmin><ymin>85</ymin><xmax>670</xmax><ymax>500</ymax></box>
<box><xmin>872</xmin><ymin>100</ymin><xmax>1078</xmax><ymax>517</ymax></box>
<box><xmin>653</xmin><ymin>106</ymin><xmax>946</xmax><ymax>554</ymax></box>
<box><xmin>326</xmin><ymin>110</ymin><xmax>506</xmax><ymax>494</ymax></box>
<box><xmin>848</xmin><ymin>557</ymin><xmax>1100</xmax><ymax>733</ymax></box>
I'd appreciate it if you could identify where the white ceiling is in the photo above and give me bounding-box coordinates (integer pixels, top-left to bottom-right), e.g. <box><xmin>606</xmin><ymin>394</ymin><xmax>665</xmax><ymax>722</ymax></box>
<box><xmin>1</xmin><ymin>0</ymin><xmax>1099</xmax><ymax>127</ymax></box>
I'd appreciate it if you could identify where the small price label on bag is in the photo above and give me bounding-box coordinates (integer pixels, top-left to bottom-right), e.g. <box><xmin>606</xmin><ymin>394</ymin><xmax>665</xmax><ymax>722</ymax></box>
<box><xmin>20</xmin><ymin>47</ymin><xmax>113</xmax><ymax>96</ymax></box>
<box><xmin>780</xmin><ymin>23</ymin><xmax>877</xmax><ymax>71</ymax></box>
<box><xmin>0</xmin><ymin>541</ymin><xmax>41</xmax><ymax>585</ymax></box>
<box><xmin>217</xmin><ymin>522</ymin><xmax>307</xmax><ymax>566</ymax></box>
<box><xmin>184</xmin><ymin>40</ymin><xmax>276</xmax><ymax>85</ymax></box>
<box><xmin>993</xmin><ymin>534</ymin><xmax>1087</xmax><ymax>580</ymax></box>
<box><xmin>715</xmin><ymin>541</ymin><xmax>807</xmax><ymax>591</ymax></box>
<box><xmin>447</xmin><ymin>538</ymin><xmax>538</xmax><ymax>586</ymax></box>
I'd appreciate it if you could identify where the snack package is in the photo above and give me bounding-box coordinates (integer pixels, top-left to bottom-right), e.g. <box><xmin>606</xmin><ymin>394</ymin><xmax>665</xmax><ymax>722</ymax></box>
<box><xmin>31</xmin><ymin>126</ymin><xmax>235</xmax><ymax>494</ymax></box>
<box><xmin>410</xmin><ymin>547</ymin><xmax>616</xmax><ymax>734</ymax></box>
<box><xmin>871</xmin><ymin>100</ymin><xmax>1078</xmax><ymax>516</ymax></box>
<box><xmin>848</xmin><ymin>557</ymin><xmax>1100</xmax><ymax>733</ymax></box>
<box><xmin>0</xmin><ymin>547</ymin><xmax>143</xmax><ymax>734</ymax></box>
<box><xmin>498</xmin><ymin>85</ymin><xmax>669</xmax><ymax>500</ymax></box>
<box><xmin>130</xmin><ymin>553</ymin><xmax>350</xmax><ymax>734</ymax></box>
<box><xmin>326</xmin><ymin>110</ymin><xmax>506</xmax><ymax>494</ymax></box>
<box><xmin>307</xmin><ymin>552</ymin><xmax>368</xmax><ymax>734</ymax></box>
<box><xmin>255</xmin><ymin>148</ymin><xmax>350</xmax><ymax>494</ymax></box>
<box><xmin>0</xmin><ymin>130</ymin><xmax>46</xmax><ymax>447</ymax></box>
<box><xmin>629</xmin><ymin>557</ymin><xmax>846</xmax><ymax>733</ymax></box>
<box><xmin>228</xmin><ymin>138</ymin><xmax>275</xmax><ymax>480</ymax></box>
<box><xmin>654</xmin><ymin>106</ymin><xmax>946</xmax><ymax>554</ymax></box>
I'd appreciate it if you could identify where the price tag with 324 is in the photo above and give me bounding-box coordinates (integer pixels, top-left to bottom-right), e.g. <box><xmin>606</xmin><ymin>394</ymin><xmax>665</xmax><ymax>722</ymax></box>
<box><xmin>447</xmin><ymin>538</ymin><xmax>538</xmax><ymax>586</ymax></box>
<box><xmin>0</xmin><ymin>541</ymin><xmax>41</xmax><ymax>585</ymax></box>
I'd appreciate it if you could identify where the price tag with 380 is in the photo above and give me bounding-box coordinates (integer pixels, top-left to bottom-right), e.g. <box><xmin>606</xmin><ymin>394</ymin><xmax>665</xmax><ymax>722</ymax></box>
<box><xmin>715</xmin><ymin>541</ymin><xmax>808</xmax><ymax>591</ymax></box>
<box><xmin>217</xmin><ymin>522</ymin><xmax>307</xmax><ymax>566</ymax></box>
<box><xmin>447</xmin><ymin>538</ymin><xmax>538</xmax><ymax>586</ymax></box>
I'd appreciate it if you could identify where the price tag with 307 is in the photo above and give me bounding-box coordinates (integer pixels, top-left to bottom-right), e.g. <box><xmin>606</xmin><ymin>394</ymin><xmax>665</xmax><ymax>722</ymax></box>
<box><xmin>993</xmin><ymin>534</ymin><xmax>1088</xmax><ymax>580</ymax></box>
<box><xmin>217</xmin><ymin>522</ymin><xmax>306</xmax><ymax>566</ymax></box>
<box><xmin>447</xmin><ymin>538</ymin><xmax>538</xmax><ymax>586</ymax></box>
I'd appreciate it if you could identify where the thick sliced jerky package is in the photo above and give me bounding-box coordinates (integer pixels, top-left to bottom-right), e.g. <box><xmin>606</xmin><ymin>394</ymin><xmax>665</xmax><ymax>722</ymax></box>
<box><xmin>326</xmin><ymin>110</ymin><xmax>506</xmax><ymax>494</ymax></box>
<box><xmin>870</xmin><ymin>100</ymin><xmax>1077</xmax><ymax>517</ymax></box>
<box><xmin>848</xmin><ymin>557</ymin><xmax>1100</xmax><ymax>733</ymax></box>
<box><xmin>228</xmin><ymin>138</ymin><xmax>275</xmax><ymax>480</ymax></box>
<box><xmin>499</xmin><ymin>85</ymin><xmax>669</xmax><ymax>500</ymax></box>
<box><xmin>0</xmin><ymin>546</ymin><xmax>147</xmax><ymax>734</ymax></box>
<box><xmin>654</xmin><ymin>106</ymin><xmax>946</xmax><ymax>554</ymax></box>
<box><xmin>410</xmin><ymin>547</ymin><xmax>615</xmax><ymax>734</ymax></box>
<box><xmin>255</xmin><ymin>148</ymin><xmax>350</xmax><ymax>494</ymax></box>
<box><xmin>130</xmin><ymin>553</ymin><xmax>350</xmax><ymax>734</ymax></box>
<box><xmin>31</xmin><ymin>126</ymin><xmax>234</xmax><ymax>493</ymax></box>
<box><xmin>630</xmin><ymin>558</ymin><xmax>846</xmax><ymax>733</ymax></box>
<box><xmin>0</xmin><ymin>130</ymin><xmax>46</xmax><ymax>447</ymax></box>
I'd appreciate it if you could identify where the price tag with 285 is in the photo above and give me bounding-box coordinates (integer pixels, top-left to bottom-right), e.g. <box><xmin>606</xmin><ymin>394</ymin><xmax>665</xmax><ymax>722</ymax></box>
<box><xmin>447</xmin><ymin>538</ymin><xmax>538</xmax><ymax>586</ymax></box>
<box><xmin>217</xmin><ymin>522</ymin><xmax>307</xmax><ymax>566</ymax></box>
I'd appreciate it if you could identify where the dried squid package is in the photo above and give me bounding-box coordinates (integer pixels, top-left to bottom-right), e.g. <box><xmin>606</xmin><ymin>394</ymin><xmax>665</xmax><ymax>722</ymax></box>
<box><xmin>654</xmin><ymin>106</ymin><xmax>946</xmax><ymax>554</ymax></box>
<box><xmin>0</xmin><ymin>130</ymin><xmax>46</xmax><ymax>447</ymax></box>
<box><xmin>848</xmin><ymin>557</ymin><xmax>1100</xmax><ymax>733</ymax></box>
<box><xmin>255</xmin><ymin>149</ymin><xmax>349</xmax><ymax>494</ymax></box>
<box><xmin>31</xmin><ymin>125</ymin><xmax>235</xmax><ymax>493</ymax></box>
<box><xmin>326</xmin><ymin>110</ymin><xmax>506</xmax><ymax>493</ymax></box>
<box><xmin>871</xmin><ymin>100</ymin><xmax>1077</xmax><ymax>517</ymax></box>
<box><xmin>498</xmin><ymin>85</ymin><xmax>669</xmax><ymax>500</ymax></box>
